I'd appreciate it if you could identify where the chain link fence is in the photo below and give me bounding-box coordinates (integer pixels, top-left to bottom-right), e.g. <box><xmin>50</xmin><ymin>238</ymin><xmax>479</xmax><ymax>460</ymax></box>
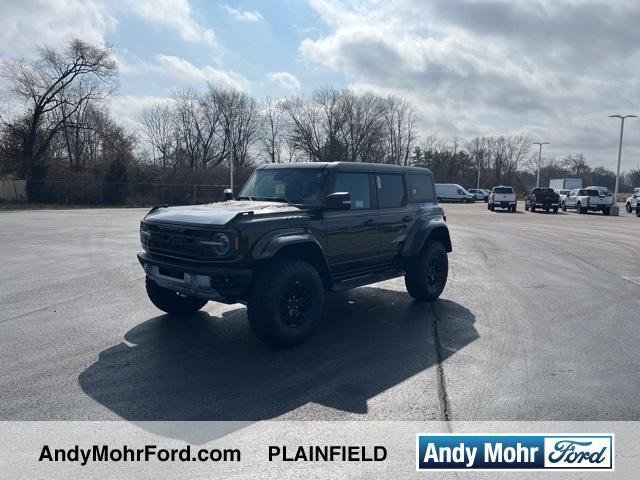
<box><xmin>7</xmin><ymin>180</ymin><xmax>230</xmax><ymax>207</ymax></box>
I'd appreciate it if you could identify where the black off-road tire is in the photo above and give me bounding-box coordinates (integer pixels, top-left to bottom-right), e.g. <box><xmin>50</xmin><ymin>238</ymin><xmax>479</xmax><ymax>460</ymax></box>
<box><xmin>405</xmin><ymin>242</ymin><xmax>449</xmax><ymax>302</ymax></box>
<box><xmin>145</xmin><ymin>277</ymin><xmax>208</xmax><ymax>315</ymax></box>
<box><xmin>247</xmin><ymin>259</ymin><xmax>324</xmax><ymax>348</ymax></box>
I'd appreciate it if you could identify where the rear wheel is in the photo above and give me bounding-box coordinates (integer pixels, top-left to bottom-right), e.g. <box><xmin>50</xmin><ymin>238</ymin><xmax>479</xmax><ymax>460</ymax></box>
<box><xmin>145</xmin><ymin>277</ymin><xmax>208</xmax><ymax>315</ymax></box>
<box><xmin>562</xmin><ymin>202</ymin><xmax>567</xmax><ymax>212</ymax></box>
<box><xmin>531</xmin><ymin>204</ymin><xmax>536</xmax><ymax>212</ymax></box>
<box><xmin>247</xmin><ymin>259</ymin><xmax>324</xmax><ymax>348</ymax></box>
<box><xmin>576</xmin><ymin>202</ymin><xmax>582</xmax><ymax>213</ymax></box>
<box><xmin>405</xmin><ymin>242</ymin><xmax>449</xmax><ymax>302</ymax></box>
<box><xmin>636</xmin><ymin>206</ymin><xmax>640</xmax><ymax>217</ymax></box>
<box><xmin>553</xmin><ymin>206</ymin><xmax>559</xmax><ymax>214</ymax></box>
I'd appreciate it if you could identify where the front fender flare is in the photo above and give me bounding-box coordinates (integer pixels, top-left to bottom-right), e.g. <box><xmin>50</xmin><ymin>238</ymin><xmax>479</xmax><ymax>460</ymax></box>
<box><xmin>251</xmin><ymin>229</ymin><xmax>326</xmax><ymax>261</ymax></box>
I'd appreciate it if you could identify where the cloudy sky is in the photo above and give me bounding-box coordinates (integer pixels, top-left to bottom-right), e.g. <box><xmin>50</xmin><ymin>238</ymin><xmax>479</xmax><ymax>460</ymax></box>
<box><xmin>1</xmin><ymin>0</ymin><xmax>639</xmax><ymax>170</ymax></box>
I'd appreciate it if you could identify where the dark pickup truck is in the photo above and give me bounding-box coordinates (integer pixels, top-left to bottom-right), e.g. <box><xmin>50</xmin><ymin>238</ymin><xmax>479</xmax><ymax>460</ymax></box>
<box><xmin>525</xmin><ymin>187</ymin><xmax>560</xmax><ymax>213</ymax></box>
<box><xmin>138</xmin><ymin>162</ymin><xmax>452</xmax><ymax>348</ymax></box>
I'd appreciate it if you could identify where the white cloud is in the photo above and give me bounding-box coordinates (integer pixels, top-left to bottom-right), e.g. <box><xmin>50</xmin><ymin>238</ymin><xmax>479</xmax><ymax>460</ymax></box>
<box><xmin>300</xmin><ymin>0</ymin><xmax>640</xmax><ymax>169</ymax></box>
<box><xmin>223</xmin><ymin>5</ymin><xmax>264</xmax><ymax>23</ymax></box>
<box><xmin>109</xmin><ymin>94</ymin><xmax>175</xmax><ymax>126</ymax></box>
<box><xmin>265</xmin><ymin>71</ymin><xmax>301</xmax><ymax>94</ymax></box>
<box><xmin>0</xmin><ymin>0</ymin><xmax>217</xmax><ymax>57</ymax></box>
<box><xmin>154</xmin><ymin>54</ymin><xmax>249</xmax><ymax>90</ymax></box>
<box><xmin>125</xmin><ymin>0</ymin><xmax>216</xmax><ymax>46</ymax></box>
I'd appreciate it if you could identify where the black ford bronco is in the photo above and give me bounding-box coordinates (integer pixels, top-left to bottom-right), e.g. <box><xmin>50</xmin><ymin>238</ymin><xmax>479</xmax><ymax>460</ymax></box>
<box><xmin>138</xmin><ymin>162</ymin><xmax>452</xmax><ymax>347</ymax></box>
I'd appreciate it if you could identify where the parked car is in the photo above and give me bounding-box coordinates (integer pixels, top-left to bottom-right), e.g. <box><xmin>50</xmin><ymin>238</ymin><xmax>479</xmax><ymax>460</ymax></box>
<box><xmin>562</xmin><ymin>188</ymin><xmax>614</xmax><ymax>215</ymax></box>
<box><xmin>435</xmin><ymin>183</ymin><xmax>475</xmax><ymax>203</ymax></box>
<box><xmin>524</xmin><ymin>187</ymin><xmax>560</xmax><ymax>213</ymax></box>
<box><xmin>625</xmin><ymin>192</ymin><xmax>640</xmax><ymax>213</ymax></box>
<box><xmin>467</xmin><ymin>188</ymin><xmax>488</xmax><ymax>201</ymax></box>
<box><xmin>556</xmin><ymin>189</ymin><xmax>571</xmax><ymax>203</ymax></box>
<box><xmin>138</xmin><ymin>162</ymin><xmax>452</xmax><ymax>348</ymax></box>
<box><xmin>488</xmin><ymin>186</ymin><xmax>517</xmax><ymax>212</ymax></box>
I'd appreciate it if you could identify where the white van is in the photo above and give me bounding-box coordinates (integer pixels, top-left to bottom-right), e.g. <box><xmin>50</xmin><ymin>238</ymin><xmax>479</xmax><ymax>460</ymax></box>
<box><xmin>435</xmin><ymin>183</ymin><xmax>476</xmax><ymax>203</ymax></box>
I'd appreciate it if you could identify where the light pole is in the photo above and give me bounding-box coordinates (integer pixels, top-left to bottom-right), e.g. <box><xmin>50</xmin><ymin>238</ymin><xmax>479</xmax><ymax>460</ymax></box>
<box><xmin>532</xmin><ymin>142</ymin><xmax>549</xmax><ymax>188</ymax></box>
<box><xmin>609</xmin><ymin>114</ymin><xmax>637</xmax><ymax>216</ymax></box>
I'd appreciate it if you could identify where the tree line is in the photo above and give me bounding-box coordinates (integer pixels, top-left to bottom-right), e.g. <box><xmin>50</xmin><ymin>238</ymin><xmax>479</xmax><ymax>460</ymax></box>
<box><xmin>1</xmin><ymin>38</ymin><xmax>638</xmax><ymax>199</ymax></box>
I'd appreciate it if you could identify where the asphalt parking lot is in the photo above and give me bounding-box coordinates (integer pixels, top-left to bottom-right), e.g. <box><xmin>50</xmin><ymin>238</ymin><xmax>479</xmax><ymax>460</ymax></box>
<box><xmin>1</xmin><ymin>203</ymin><xmax>639</xmax><ymax>422</ymax></box>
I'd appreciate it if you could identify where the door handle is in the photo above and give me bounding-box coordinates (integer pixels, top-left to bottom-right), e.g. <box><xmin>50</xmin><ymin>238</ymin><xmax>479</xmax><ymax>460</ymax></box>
<box><xmin>364</xmin><ymin>219</ymin><xmax>376</xmax><ymax>226</ymax></box>
<box><xmin>402</xmin><ymin>215</ymin><xmax>413</xmax><ymax>222</ymax></box>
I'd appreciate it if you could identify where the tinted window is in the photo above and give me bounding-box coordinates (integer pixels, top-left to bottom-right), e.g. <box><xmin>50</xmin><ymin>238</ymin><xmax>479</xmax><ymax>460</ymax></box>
<box><xmin>377</xmin><ymin>174</ymin><xmax>405</xmax><ymax>208</ymax></box>
<box><xmin>332</xmin><ymin>173</ymin><xmax>371</xmax><ymax>209</ymax></box>
<box><xmin>240</xmin><ymin>168</ymin><xmax>328</xmax><ymax>205</ymax></box>
<box><xmin>534</xmin><ymin>188</ymin><xmax>555</xmax><ymax>194</ymax></box>
<box><xmin>407</xmin><ymin>174</ymin><xmax>435</xmax><ymax>202</ymax></box>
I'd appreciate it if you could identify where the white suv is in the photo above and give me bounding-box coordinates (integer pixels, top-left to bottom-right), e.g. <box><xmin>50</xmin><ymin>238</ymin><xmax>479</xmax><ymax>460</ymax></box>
<box><xmin>626</xmin><ymin>190</ymin><xmax>640</xmax><ymax>213</ymax></box>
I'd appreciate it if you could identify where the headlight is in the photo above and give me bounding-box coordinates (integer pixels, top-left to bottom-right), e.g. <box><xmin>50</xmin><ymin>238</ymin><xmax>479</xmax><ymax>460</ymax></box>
<box><xmin>209</xmin><ymin>233</ymin><xmax>230</xmax><ymax>256</ymax></box>
<box><xmin>140</xmin><ymin>222</ymin><xmax>150</xmax><ymax>244</ymax></box>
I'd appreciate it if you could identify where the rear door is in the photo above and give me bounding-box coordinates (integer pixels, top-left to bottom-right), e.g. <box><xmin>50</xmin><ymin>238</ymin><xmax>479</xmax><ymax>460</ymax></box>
<box><xmin>325</xmin><ymin>172</ymin><xmax>381</xmax><ymax>274</ymax></box>
<box><xmin>565</xmin><ymin>189</ymin><xmax>578</xmax><ymax>207</ymax></box>
<box><xmin>376</xmin><ymin>173</ymin><xmax>412</xmax><ymax>262</ymax></box>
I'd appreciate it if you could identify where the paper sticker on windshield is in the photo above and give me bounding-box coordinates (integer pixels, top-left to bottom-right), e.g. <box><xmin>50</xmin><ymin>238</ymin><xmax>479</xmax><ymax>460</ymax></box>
<box><xmin>274</xmin><ymin>184</ymin><xmax>285</xmax><ymax>197</ymax></box>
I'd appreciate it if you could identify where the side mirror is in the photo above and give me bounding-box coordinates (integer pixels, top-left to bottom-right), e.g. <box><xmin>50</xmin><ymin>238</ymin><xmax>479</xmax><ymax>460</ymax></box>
<box><xmin>223</xmin><ymin>188</ymin><xmax>233</xmax><ymax>201</ymax></box>
<box><xmin>325</xmin><ymin>192</ymin><xmax>351</xmax><ymax>210</ymax></box>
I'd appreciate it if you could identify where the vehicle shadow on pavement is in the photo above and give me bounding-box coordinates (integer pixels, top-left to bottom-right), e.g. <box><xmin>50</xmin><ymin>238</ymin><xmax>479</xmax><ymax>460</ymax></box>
<box><xmin>79</xmin><ymin>286</ymin><xmax>477</xmax><ymax>442</ymax></box>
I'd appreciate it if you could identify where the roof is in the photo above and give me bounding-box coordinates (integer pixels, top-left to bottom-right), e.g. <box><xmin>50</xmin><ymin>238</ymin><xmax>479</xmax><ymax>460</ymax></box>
<box><xmin>258</xmin><ymin>161</ymin><xmax>432</xmax><ymax>174</ymax></box>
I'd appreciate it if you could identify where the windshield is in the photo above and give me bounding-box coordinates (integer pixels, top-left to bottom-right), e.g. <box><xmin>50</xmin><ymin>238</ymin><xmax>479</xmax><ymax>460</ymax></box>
<box><xmin>494</xmin><ymin>187</ymin><xmax>514</xmax><ymax>194</ymax></box>
<box><xmin>580</xmin><ymin>189</ymin><xmax>600</xmax><ymax>196</ymax></box>
<box><xmin>238</xmin><ymin>168</ymin><xmax>329</xmax><ymax>205</ymax></box>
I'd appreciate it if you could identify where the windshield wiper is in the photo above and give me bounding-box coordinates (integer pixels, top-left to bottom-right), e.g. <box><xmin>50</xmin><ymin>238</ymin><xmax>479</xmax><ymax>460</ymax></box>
<box><xmin>236</xmin><ymin>195</ymin><xmax>253</xmax><ymax>201</ymax></box>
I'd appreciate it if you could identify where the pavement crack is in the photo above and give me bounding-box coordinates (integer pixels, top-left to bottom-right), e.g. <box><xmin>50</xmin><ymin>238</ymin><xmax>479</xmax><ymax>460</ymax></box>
<box><xmin>430</xmin><ymin>303</ymin><xmax>452</xmax><ymax>430</ymax></box>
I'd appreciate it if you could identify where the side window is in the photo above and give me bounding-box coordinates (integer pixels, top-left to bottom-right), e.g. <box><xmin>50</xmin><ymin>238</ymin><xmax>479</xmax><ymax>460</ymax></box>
<box><xmin>332</xmin><ymin>173</ymin><xmax>371</xmax><ymax>209</ymax></box>
<box><xmin>407</xmin><ymin>174</ymin><xmax>435</xmax><ymax>203</ymax></box>
<box><xmin>377</xmin><ymin>174</ymin><xmax>405</xmax><ymax>208</ymax></box>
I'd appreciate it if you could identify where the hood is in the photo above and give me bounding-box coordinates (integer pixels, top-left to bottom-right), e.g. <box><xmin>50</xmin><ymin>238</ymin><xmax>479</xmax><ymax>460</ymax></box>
<box><xmin>144</xmin><ymin>200</ymin><xmax>304</xmax><ymax>227</ymax></box>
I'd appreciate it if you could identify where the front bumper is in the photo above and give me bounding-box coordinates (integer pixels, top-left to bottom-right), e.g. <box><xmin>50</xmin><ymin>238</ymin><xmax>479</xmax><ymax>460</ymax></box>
<box><xmin>137</xmin><ymin>252</ymin><xmax>253</xmax><ymax>301</ymax></box>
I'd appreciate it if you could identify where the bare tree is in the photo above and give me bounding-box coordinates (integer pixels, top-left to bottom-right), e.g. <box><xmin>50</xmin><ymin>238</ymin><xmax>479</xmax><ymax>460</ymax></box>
<box><xmin>383</xmin><ymin>95</ymin><xmax>417</xmax><ymax>165</ymax></box>
<box><xmin>138</xmin><ymin>104</ymin><xmax>175</xmax><ymax>168</ymax></box>
<box><xmin>0</xmin><ymin>39</ymin><xmax>117</xmax><ymax>179</ymax></box>
<box><xmin>259</xmin><ymin>96</ymin><xmax>284</xmax><ymax>163</ymax></box>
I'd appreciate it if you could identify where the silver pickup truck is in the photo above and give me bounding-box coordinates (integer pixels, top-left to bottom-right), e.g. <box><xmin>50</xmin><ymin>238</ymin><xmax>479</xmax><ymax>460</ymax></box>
<box><xmin>562</xmin><ymin>188</ymin><xmax>614</xmax><ymax>215</ymax></box>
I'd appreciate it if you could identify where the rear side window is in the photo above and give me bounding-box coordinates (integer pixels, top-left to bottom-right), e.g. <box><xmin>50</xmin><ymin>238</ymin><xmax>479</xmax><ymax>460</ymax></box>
<box><xmin>407</xmin><ymin>174</ymin><xmax>435</xmax><ymax>203</ymax></box>
<box><xmin>332</xmin><ymin>173</ymin><xmax>371</xmax><ymax>209</ymax></box>
<box><xmin>377</xmin><ymin>174</ymin><xmax>405</xmax><ymax>208</ymax></box>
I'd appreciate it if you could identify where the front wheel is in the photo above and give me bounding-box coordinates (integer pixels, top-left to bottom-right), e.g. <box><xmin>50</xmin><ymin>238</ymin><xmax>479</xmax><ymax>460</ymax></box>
<box><xmin>602</xmin><ymin>208</ymin><xmax>610</xmax><ymax>216</ymax></box>
<box><xmin>636</xmin><ymin>206</ymin><xmax>640</xmax><ymax>217</ymax></box>
<box><xmin>405</xmin><ymin>242</ymin><xmax>449</xmax><ymax>302</ymax></box>
<box><xmin>562</xmin><ymin>202</ymin><xmax>567</xmax><ymax>212</ymax></box>
<box><xmin>553</xmin><ymin>206</ymin><xmax>558</xmax><ymax>214</ymax></box>
<box><xmin>531</xmin><ymin>204</ymin><xmax>536</xmax><ymax>212</ymax></box>
<box><xmin>145</xmin><ymin>277</ymin><xmax>208</xmax><ymax>315</ymax></box>
<box><xmin>626</xmin><ymin>203</ymin><xmax>632</xmax><ymax>213</ymax></box>
<box><xmin>248</xmin><ymin>259</ymin><xmax>324</xmax><ymax>348</ymax></box>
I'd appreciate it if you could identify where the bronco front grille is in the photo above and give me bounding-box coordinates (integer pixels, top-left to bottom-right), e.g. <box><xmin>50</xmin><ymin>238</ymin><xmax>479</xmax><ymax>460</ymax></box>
<box><xmin>142</xmin><ymin>223</ymin><xmax>218</xmax><ymax>261</ymax></box>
